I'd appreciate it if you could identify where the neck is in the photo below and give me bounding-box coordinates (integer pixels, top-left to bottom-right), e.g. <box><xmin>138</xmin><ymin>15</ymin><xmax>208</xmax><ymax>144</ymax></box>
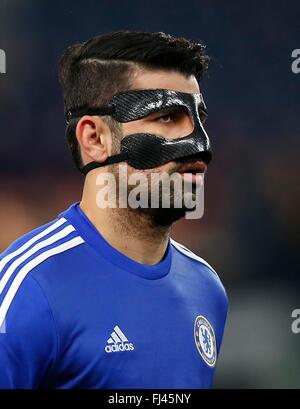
<box><xmin>80</xmin><ymin>175</ymin><xmax>170</xmax><ymax>265</ymax></box>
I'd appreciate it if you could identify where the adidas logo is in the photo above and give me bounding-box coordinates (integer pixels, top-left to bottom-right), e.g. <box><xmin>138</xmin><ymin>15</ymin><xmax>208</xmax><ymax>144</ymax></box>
<box><xmin>105</xmin><ymin>325</ymin><xmax>135</xmax><ymax>353</ymax></box>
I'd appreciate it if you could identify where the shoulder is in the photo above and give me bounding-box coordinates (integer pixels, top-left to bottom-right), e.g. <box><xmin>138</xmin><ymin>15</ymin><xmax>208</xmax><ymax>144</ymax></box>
<box><xmin>171</xmin><ymin>239</ymin><xmax>218</xmax><ymax>275</ymax></box>
<box><xmin>0</xmin><ymin>215</ymin><xmax>85</xmax><ymax>327</ymax></box>
<box><xmin>171</xmin><ymin>238</ymin><xmax>228</xmax><ymax>302</ymax></box>
<box><xmin>0</xmin><ymin>215</ymin><xmax>84</xmax><ymax>262</ymax></box>
<box><xmin>0</xmin><ymin>215</ymin><xmax>84</xmax><ymax>278</ymax></box>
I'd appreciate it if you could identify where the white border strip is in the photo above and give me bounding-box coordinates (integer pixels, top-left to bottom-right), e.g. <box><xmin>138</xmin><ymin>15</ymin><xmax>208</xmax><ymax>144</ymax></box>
<box><xmin>0</xmin><ymin>236</ymin><xmax>84</xmax><ymax>328</ymax></box>
<box><xmin>0</xmin><ymin>218</ymin><xmax>67</xmax><ymax>273</ymax></box>
<box><xmin>0</xmin><ymin>225</ymin><xmax>75</xmax><ymax>294</ymax></box>
<box><xmin>171</xmin><ymin>239</ymin><xmax>218</xmax><ymax>276</ymax></box>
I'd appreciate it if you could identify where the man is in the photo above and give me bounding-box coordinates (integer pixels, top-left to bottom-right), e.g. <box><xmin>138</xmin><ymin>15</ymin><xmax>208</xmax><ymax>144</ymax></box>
<box><xmin>0</xmin><ymin>31</ymin><xmax>228</xmax><ymax>388</ymax></box>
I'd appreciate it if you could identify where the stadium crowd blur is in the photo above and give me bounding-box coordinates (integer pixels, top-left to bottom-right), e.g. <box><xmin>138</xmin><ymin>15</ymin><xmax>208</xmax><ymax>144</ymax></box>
<box><xmin>0</xmin><ymin>0</ymin><xmax>299</xmax><ymax>388</ymax></box>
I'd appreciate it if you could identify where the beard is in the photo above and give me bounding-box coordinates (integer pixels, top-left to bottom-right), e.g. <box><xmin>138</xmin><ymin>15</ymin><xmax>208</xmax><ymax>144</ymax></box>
<box><xmin>136</xmin><ymin>165</ymin><xmax>199</xmax><ymax>227</ymax></box>
<box><xmin>137</xmin><ymin>206</ymin><xmax>187</xmax><ymax>227</ymax></box>
<box><xmin>108</xmin><ymin>156</ymin><xmax>200</xmax><ymax>227</ymax></box>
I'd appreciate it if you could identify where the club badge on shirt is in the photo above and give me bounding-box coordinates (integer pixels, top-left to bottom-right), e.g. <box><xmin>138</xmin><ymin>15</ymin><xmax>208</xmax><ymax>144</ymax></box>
<box><xmin>194</xmin><ymin>315</ymin><xmax>217</xmax><ymax>367</ymax></box>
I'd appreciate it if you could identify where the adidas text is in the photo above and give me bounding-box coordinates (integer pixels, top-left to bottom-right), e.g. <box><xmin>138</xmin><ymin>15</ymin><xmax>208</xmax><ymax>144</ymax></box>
<box><xmin>105</xmin><ymin>342</ymin><xmax>135</xmax><ymax>353</ymax></box>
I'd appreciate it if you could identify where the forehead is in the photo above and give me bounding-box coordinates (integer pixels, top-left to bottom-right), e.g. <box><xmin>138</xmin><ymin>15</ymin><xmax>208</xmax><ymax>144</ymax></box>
<box><xmin>130</xmin><ymin>68</ymin><xmax>200</xmax><ymax>94</ymax></box>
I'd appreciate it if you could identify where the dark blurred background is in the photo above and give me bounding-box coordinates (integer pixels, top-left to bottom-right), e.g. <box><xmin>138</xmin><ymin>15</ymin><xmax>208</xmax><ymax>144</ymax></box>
<box><xmin>0</xmin><ymin>0</ymin><xmax>299</xmax><ymax>388</ymax></box>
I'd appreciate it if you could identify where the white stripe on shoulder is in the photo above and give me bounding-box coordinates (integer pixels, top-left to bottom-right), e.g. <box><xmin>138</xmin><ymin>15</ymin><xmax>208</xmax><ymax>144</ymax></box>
<box><xmin>171</xmin><ymin>239</ymin><xmax>218</xmax><ymax>276</ymax></box>
<box><xmin>0</xmin><ymin>225</ymin><xmax>75</xmax><ymax>294</ymax></box>
<box><xmin>0</xmin><ymin>217</ymin><xmax>67</xmax><ymax>273</ymax></box>
<box><xmin>0</xmin><ymin>236</ymin><xmax>84</xmax><ymax>328</ymax></box>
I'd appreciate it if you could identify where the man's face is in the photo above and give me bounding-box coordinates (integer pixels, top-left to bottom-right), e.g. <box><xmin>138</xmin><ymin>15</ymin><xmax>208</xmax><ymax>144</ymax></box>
<box><xmin>110</xmin><ymin>69</ymin><xmax>207</xmax><ymax>225</ymax></box>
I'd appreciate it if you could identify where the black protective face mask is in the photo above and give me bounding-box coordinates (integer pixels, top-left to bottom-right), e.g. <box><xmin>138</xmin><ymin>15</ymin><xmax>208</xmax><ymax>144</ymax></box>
<box><xmin>66</xmin><ymin>89</ymin><xmax>212</xmax><ymax>175</ymax></box>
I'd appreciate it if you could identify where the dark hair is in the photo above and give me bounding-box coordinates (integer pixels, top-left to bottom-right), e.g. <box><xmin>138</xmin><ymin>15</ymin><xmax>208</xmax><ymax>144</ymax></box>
<box><xmin>58</xmin><ymin>31</ymin><xmax>210</xmax><ymax>171</ymax></box>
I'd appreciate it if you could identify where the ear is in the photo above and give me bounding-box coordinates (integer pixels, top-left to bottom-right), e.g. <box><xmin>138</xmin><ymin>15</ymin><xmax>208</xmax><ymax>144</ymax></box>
<box><xmin>75</xmin><ymin>116</ymin><xmax>113</xmax><ymax>166</ymax></box>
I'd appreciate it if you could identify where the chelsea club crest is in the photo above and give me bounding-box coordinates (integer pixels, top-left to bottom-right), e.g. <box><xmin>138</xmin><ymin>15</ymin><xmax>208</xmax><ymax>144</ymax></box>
<box><xmin>194</xmin><ymin>315</ymin><xmax>217</xmax><ymax>367</ymax></box>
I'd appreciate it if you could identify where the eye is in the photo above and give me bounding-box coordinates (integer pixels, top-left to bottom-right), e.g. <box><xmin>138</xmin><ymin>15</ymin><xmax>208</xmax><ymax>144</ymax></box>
<box><xmin>154</xmin><ymin>108</ymin><xmax>186</xmax><ymax>124</ymax></box>
<box><xmin>156</xmin><ymin>113</ymin><xmax>175</xmax><ymax>123</ymax></box>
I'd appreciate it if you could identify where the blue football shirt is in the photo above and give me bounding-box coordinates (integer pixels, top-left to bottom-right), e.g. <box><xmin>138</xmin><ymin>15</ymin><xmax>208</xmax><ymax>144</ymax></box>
<box><xmin>0</xmin><ymin>202</ymin><xmax>228</xmax><ymax>388</ymax></box>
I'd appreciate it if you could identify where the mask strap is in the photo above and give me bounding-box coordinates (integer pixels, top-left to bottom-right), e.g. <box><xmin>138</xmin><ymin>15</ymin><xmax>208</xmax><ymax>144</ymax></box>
<box><xmin>80</xmin><ymin>153</ymin><xmax>129</xmax><ymax>175</ymax></box>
